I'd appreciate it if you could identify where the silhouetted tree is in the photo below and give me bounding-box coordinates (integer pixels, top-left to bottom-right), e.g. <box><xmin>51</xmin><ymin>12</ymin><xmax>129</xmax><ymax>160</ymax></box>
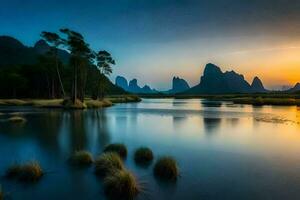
<box><xmin>60</xmin><ymin>28</ymin><xmax>93</xmax><ymax>103</ymax></box>
<box><xmin>41</xmin><ymin>31</ymin><xmax>66</xmax><ymax>97</ymax></box>
<box><xmin>96</xmin><ymin>50</ymin><xmax>115</xmax><ymax>99</ymax></box>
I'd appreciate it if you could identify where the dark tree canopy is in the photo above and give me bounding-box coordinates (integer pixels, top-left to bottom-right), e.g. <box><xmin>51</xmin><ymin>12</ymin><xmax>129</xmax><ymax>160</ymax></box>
<box><xmin>0</xmin><ymin>30</ymin><xmax>124</xmax><ymax>99</ymax></box>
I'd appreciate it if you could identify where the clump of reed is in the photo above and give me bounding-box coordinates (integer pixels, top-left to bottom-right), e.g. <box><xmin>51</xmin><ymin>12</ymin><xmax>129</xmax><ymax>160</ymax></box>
<box><xmin>103</xmin><ymin>169</ymin><xmax>140</xmax><ymax>200</ymax></box>
<box><xmin>69</xmin><ymin>150</ymin><xmax>94</xmax><ymax>166</ymax></box>
<box><xmin>153</xmin><ymin>156</ymin><xmax>179</xmax><ymax>181</ymax></box>
<box><xmin>5</xmin><ymin>161</ymin><xmax>43</xmax><ymax>182</ymax></box>
<box><xmin>95</xmin><ymin>149</ymin><xmax>141</xmax><ymax>199</ymax></box>
<box><xmin>134</xmin><ymin>147</ymin><xmax>154</xmax><ymax>165</ymax></box>
<box><xmin>94</xmin><ymin>152</ymin><xmax>124</xmax><ymax>177</ymax></box>
<box><xmin>103</xmin><ymin>143</ymin><xmax>127</xmax><ymax>159</ymax></box>
<box><xmin>8</xmin><ymin>116</ymin><xmax>26</xmax><ymax>123</ymax></box>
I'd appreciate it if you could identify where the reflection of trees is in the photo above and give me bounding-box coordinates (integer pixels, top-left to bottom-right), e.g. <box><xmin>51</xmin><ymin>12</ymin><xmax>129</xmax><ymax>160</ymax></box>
<box><xmin>226</xmin><ymin>118</ymin><xmax>239</xmax><ymax>127</ymax></box>
<box><xmin>203</xmin><ymin>117</ymin><xmax>221</xmax><ymax>135</ymax></box>
<box><xmin>0</xmin><ymin>111</ymin><xmax>65</xmax><ymax>159</ymax></box>
<box><xmin>0</xmin><ymin>109</ymin><xmax>114</xmax><ymax>160</ymax></box>
<box><xmin>201</xmin><ymin>100</ymin><xmax>222</xmax><ymax>107</ymax></box>
<box><xmin>172</xmin><ymin>99</ymin><xmax>188</xmax><ymax>108</ymax></box>
<box><xmin>69</xmin><ymin>110</ymin><xmax>87</xmax><ymax>152</ymax></box>
<box><xmin>91</xmin><ymin>109</ymin><xmax>111</xmax><ymax>150</ymax></box>
<box><xmin>172</xmin><ymin>115</ymin><xmax>187</xmax><ymax>129</ymax></box>
<box><xmin>34</xmin><ymin>111</ymin><xmax>63</xmax><ymax>154</ymax></box>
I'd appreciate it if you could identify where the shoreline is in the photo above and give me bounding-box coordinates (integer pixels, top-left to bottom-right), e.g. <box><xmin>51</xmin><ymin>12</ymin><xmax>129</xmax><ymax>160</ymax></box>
<box><xmin>139</xmin><ymin>94</ymin><xmax>300</xmax><ymax>106</ymax></box>
<box><xmin>1</xmin><ymin>94</ymin><xmax>300</xmax><ymax>107</ymax></box>
<box><xmin>0</xmin><ymin>95</ymin><xmax>141</xmax><ymax>109</ymax></box>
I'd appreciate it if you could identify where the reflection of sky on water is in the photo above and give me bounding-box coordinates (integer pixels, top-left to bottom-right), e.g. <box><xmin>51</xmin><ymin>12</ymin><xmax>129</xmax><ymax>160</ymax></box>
<box><xmin>1</xmin><ymin>99</ymin><xmax>300</xmax><ymax>199</ymax></box>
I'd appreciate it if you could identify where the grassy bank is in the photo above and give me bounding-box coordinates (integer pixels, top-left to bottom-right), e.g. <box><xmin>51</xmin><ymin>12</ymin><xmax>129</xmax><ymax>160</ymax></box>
<box><xmin>0</xmin><ymin>95</ymin><xmax>141</xmax><ymax>109</ymax></box>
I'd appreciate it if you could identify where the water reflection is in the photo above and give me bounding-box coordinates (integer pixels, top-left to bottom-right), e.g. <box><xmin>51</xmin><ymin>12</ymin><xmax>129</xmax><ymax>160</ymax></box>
<box><xmin>203</xmin><ymin>117</ymin><xmax>221</xmax><ymax>135</ymax></box>
<box><xmin>201</xmin><ymin>100</ymin><xmax>222</xmax><ymax>107</ymax></box>
<box><xmin>1</xmin><ymin>99</ymin><xmax>300</xmax><ymax>199</ymax></box>
<box><xmin>225</xmin><ymin>118</ymin><xmax>239</xmax><ymax>127</ymax></box>
<box><xmin>172</xmin><ymin>116</ymin><xmax>188</xmax><ymax>129</ymax></box>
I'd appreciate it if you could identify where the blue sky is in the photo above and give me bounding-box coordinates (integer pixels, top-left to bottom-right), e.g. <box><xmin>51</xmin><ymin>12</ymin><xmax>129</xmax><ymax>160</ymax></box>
<box><xmin>1</xmin><ymin>0</ymin><xmax>300</xmax><ymax>90</ymax></box>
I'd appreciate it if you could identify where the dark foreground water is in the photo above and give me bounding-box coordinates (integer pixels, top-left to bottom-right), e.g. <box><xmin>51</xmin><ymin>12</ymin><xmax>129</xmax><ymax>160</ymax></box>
<box><xmin>1</xmin><ymin>99</ymin><xmax>300</xmax><ymax>200</ymax></box>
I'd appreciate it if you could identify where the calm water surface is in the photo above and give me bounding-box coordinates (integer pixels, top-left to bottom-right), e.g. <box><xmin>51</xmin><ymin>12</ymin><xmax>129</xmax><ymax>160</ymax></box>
<box><xmin>1</xmin><ymin>98</ymin><xmax>300</xmax><ymax>200</ymax></box>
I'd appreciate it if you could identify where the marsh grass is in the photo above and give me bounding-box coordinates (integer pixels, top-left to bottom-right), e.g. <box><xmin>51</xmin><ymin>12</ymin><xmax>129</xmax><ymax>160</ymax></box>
<box><xmin>94</xmin><ymin>153</ymin><xmax>124</xmax><ymax>177</ymax></box>
<box><xmin>108</xmin><ymin>95</ymin><xmax>141</xmax><ymax>103</ymax></box>
<box><xmin>31</xmin><ymin>99</ymin><xmax>63</xmax><ymax>108</ymax></box>
<box><xmin>69</xmin><ymin>150</ymin><xmax>94</xmax><ymax>166</ymax></box>
<box><xmin>103</xmin><ymin>143</ymin><xmax>127</xmax><ymax>159</ymax></box>
<box><xmin>85</xmin><ymin>99</ymin><xmax>113</xmax><ymax>108</ymax></box>
<box><xmin>8</xmin><ymin>116</ymin><xmax>26</xmax><ymax>123</ymax></box>
<box><xmin>0</xmin><ymin>99</ymin><xmax>29</xmax><ymax>106</ymax></box>
<box><xmin>6</xmin><ymin>161</ymin><xmax>43</xmax><ymax>182</ymax></box>
<box><xmin>154</xmin><ymin>157</ymin><xmax>179</xmax><ymax>181</ymax></box>
<box><xmin>62</xmin><ymin>99</ymin><xmax>87</xmax><ymax>109</ymax></box>
<box><xmin>104</xmin><ymin>169</ymin><xmax>140</xmax><ymax>200</ymax></box>
<box><xmin>134</xmin><ymin>147</ymin><xmax>154</xmax><ymax>165</ymax></box>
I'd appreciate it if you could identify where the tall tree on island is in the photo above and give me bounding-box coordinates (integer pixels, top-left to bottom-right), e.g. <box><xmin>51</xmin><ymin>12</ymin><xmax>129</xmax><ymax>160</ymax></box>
<box><xmin>59</xmin><ymin>28</ymin><xmax>93</xmax><ymax>103</ymax></box>
<box><xmin>96</xmin><ymin>50</ymin><xmax>115</xmax><ymax>99</ymax></box>
<box><xmin>41</xmin><ymin>31</ymin><xmax>66</xmax><ymax>98</ymax></box>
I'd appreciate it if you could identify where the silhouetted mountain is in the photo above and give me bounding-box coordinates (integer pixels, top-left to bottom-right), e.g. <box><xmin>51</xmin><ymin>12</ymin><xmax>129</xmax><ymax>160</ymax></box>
<box><xmin>0</xmin><ymin>36</ymin><xmax>37</xmax><ymax>67</ymax></box>
<box><xmin>101</xmin><ymin>75</ymin><xmax>127</xmax><ymax>95</ymax></box>
<box><xmin>115</xmin><ymin>76</ymin><xmax>128</xmax><ymax>91</ymax></box>
<box><xmin>251</xmin><ymin>76</ymin><xmax>267</xmax><ymax>93</ymax></box>
<box><xmin>0</xmin><ymin>36</ymin><xmax>70</xmax><ymax>67</ymax></box>
<box><xmin>287</xmin><ymin>83</ymin><xmax>300</xmax><ymax>93</ymax></box>
<box><xmin>164</xmin><ymin>76</ymin><xmax>190</xmax><ymax>94</ymax></box>
<box><xmin>185</xmin><ymin>63</ymin><xmax>267</xmax><ymax>94</ymax></box>
<box><xmin>115</xmin><ymin>76</ymin><xmax>157</xmax><ymax>94</ymax></box>
<box><xmin>34</xmin><ymin>39</ymin><xmax>70</xmax><ymax>63</ymax></box>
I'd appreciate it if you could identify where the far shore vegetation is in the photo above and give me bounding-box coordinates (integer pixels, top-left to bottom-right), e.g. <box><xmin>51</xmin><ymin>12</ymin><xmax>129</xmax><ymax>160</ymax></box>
<box><xmin>138</xmin><ymin>93</ymin><xmax>300</xmax><ymax>106</ymax></box>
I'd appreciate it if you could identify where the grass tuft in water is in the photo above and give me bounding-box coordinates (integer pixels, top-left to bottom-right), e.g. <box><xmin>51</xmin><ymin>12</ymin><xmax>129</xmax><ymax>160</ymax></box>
<box><xmin>6</xmin><ymin>161</ymin><xmax>43</xmax><ymax>182</ymax></box>
<box><xmin>94</xmin><ymin>152</ymin><xmax>124</xmax><ymax>177</ymax></box>
<box><xmin>154</xmin><ymin>156</ymin><xmax>179</xmax><ymax>181</ymax></box>
<box><xmin>103</xmin><ymin>143</ymin><xmax>127</xmax><ymax>159</ymax></box>
<box><xmin>134</xmin><ymin>147</ymin><xmax>154</xmax><ymax>165</ymax></box>
<box><xmin>104</xmin><ymin>169</ymin><xmax>140</xmax><ymax>200</ymax></box>
<box><xmin>69</xmin><ymin>150</ymin><xmax>94</xmax><ymax>166</ymax></box>
<box><xmin>8</xmin><ymin>116</ymin><xmax>26</xmax><ymax>123</ymax></box>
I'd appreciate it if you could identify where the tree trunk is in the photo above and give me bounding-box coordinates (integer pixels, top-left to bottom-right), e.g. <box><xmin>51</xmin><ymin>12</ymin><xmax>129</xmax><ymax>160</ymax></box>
<box><xmin>55</xmin><ymin>53</ymin><xmax>65</xmax><ymax>98</ymax></box>
<box><xmin>73</xmin><ymin>64</ymin><xmax>77</xmax><ymax>104</ymax></box>
<box><xmin>51</xmin><ymin>78</ymin><xmax>55</xmax><ymax>99</ymax></box>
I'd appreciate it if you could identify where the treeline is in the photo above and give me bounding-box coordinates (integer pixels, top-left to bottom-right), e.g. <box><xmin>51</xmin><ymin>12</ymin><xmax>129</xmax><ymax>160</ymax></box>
<box><xmin>0</xmin><ymin>29</ymin><xmax>122</xmax><ymax>102</ymax></box>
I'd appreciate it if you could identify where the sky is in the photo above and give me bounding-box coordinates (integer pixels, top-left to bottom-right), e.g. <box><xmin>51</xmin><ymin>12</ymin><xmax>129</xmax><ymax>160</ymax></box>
<box><xmin>1</xmin><ymin>0</ymin><xmax>300</xmax><ymax>90</ymax></box>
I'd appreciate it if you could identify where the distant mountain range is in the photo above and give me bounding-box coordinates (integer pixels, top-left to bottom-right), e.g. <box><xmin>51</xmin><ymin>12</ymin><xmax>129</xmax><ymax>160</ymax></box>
<box><xmin>166</xmin><ymin>77</ymin><xmax>190</xmax><ymax>94</ymax></box>
<box><xmin>185</xmin><ymin>63</ymin><xmax>268</xmax><ymax>94</ymax></box>
<box><xmin>287</xmin><ymin>83</ymin><xmax>300</xmax><ymax>93</ymax></box>
<box><xmin>115</xmin><ymin>75</ymin><xmax>191</xmax><ymax>94</ymax></box>
<box><xmin>2</xmin><ymin>36</ymin><xmax>300</xmax><ymax>95</ymax></box>
<box><xmin>116</xmin><ymin>63</ymin><xmax>300</xmax><ymax>94</ymax></box>
<box><xmin>115</xmin><ymin>76</ymin><xmax>157</xmax><ymax>94</ymax></box>
<box><xmin>0</xmin><ymin>36</ymin><xmax>70</xmax><ymax>67</ymax></box>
